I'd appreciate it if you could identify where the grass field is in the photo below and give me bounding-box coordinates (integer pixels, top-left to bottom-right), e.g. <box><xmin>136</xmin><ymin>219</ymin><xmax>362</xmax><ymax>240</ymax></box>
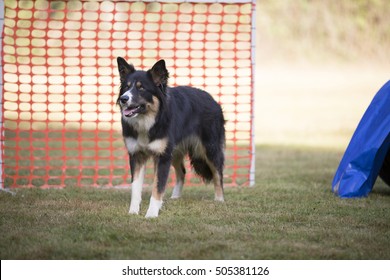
<box><xmin>2</xmin><ymin>0</ymin><xmax>390</xmax><ymax>261</ymax></box>
<box><xmin>1</xmin><ymin>145</ymin><xmax>389</xmax><ymax>260</ymax></box>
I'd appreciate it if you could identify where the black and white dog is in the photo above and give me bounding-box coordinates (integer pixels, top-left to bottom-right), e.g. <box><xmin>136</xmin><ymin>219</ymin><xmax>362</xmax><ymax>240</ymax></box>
<box><xmin>117</xmin><ymin>57</ymin><xmax>225</xmax><ymax>218</ymax></box>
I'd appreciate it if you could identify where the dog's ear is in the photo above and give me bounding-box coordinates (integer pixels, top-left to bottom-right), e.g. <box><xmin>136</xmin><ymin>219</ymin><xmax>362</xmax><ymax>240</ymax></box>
<box><xmin>149</xmin><ymin>60</ymin><xmax>169</xmax><ymax>87</ymax></box>
<box><xmin>117</xmin><ymin>57</ymin><xmax>135</xmax><ymax>84</ymax></box>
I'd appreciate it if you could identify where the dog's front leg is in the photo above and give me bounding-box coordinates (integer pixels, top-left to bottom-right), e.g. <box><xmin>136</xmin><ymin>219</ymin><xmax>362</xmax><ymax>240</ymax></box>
<box><xmin>129</xmin><ymin>154</ymin><xmax>147</xmax><ymax>215</ymax></box>
<box><xmin>145</xmin><ymin>155</ymin><xmax>171</xmax><ymax>218</ymax></box>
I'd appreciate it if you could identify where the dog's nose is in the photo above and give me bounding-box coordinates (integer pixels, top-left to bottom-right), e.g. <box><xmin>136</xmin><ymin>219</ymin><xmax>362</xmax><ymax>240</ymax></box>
<box><xmin>120</xmin><ymin>95</ymin><xmax>129</xmax><ymax>104</ymax></box>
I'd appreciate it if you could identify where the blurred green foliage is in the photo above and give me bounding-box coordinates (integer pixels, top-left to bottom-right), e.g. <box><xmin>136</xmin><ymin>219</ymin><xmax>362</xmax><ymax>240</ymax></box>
<box><xmin>258</xmin><ymin>0</ymin><xmax>390</xmax><ymax>62</ymax></box>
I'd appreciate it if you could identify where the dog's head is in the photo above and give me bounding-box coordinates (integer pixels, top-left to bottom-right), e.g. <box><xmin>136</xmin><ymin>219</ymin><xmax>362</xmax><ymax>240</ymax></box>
<box><xmin>117</xmin><ymin>57</ymin><xmax>169</xmax><ymax>119</ymax></box>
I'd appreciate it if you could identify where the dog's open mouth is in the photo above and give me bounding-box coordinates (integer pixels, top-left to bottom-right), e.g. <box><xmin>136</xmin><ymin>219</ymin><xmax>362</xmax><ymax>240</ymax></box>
<box><xmin>123</xmin><ymin>104</ymin><xmax>145</xmax><ymax>118</ymax></box>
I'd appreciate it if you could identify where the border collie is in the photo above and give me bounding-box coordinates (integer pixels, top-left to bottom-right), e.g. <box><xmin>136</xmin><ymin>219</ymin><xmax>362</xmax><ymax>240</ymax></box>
<box><xmin>117</xmin><ymin>57</ymin><xmax>225</xmax><ymax>218</ymax></box>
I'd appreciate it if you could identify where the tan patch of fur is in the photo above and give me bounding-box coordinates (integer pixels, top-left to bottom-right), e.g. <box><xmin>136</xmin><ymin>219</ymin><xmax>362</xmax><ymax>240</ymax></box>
<box><xmin>151</xmin><ymin>183</ymin><xmax>164</xmax><ymax>201</ymax></box>
<box><xmin>149</xmin><ymin>157</ymin><xmax>165</xmax><ymax>202</ymax></box>
<box><xmin>147</xmin><ymin>96</ymin><xmax>160</xmax><ymax>114</ymax></box>
<box><xmin>148</xmin><ymin>137</ymin><xmax>168</xmax><ymax>155</ymax></box>
<box><xmin>174</xmin><ymin>136</ymin><xmax>207</xmax><ymax>160</ymax></box>
<box><xmin>213</xmin><ymin>172</ymin><xmax>224</xmax><ymax>201</ymax></box>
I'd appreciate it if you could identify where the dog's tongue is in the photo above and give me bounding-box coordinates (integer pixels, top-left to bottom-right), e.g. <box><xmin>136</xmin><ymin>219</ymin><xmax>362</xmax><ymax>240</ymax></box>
<box><xmin>124</xmin><ymin>106</ymin><xmax>139</xmax><ymax>117</ymax></box>
<box><xmin>124</xmin><ymin>108</ymin><xmax>133</xmax><ymax>115</ymax></box>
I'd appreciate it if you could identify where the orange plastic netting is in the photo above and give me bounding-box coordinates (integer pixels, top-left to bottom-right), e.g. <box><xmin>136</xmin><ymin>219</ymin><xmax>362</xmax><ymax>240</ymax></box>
<box><xmin>0</xmin><ymin>0</ymin><xmax>255</xmax><ymax>188</ymax></box>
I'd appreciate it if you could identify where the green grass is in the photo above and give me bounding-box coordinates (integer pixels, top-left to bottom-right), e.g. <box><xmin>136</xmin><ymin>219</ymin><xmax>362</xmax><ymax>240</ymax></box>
<box><xmin>1</xmin><ymin>145</ymin><xmax>390</xmax><ymax>259</ymax></box>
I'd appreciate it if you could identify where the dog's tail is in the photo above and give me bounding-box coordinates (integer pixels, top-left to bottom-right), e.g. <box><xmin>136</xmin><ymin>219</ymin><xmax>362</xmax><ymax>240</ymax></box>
<box><xmin>190</xmin><ymin>158</ymin><xmax>214</xmax><ymax>183</ymax></box>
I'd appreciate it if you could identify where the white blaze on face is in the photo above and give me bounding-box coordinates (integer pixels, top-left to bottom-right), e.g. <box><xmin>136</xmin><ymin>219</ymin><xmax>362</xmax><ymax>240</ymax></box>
<box><xmin>122</xmin><ymin>87</ymin><xmax>133</xmax><ymax>102</ymax></box>
<box><xmin>121</xmin><ymin>83</ymin><xmax>135</xmax><ymax>107</ymax></box>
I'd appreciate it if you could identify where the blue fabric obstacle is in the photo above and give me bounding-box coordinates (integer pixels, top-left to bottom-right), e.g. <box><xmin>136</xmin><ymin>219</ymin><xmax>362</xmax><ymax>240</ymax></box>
<box><xmin>332</xmin><ymin>80</ymin><xmax>390</xmax><ymax>198</ymax></box>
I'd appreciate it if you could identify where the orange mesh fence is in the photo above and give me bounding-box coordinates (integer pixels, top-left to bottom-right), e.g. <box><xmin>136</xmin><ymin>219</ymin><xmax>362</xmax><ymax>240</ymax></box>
<box><xmin>1</xmin><ymin>0</ymin><xmax>255</xmax><ymax>188</ymax></box>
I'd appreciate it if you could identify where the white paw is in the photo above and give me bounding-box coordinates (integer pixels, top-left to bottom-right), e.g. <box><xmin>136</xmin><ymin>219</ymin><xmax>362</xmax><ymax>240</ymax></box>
<box><xmin>145</xmin><ymin>197</ymin><xmax>163</xmax><ymax>218</ymax></box>
<box><xmin>214</xmin><ymin>196</ymin><xmax>225</xmax><ymax>202</ymax></box>
<box><xmin>129</xmin><ymin>201</ymin><xmax>140</xmax><ymax>215</ymax></box>
<box><xmin>129</xmin><ymin>208</ymin><xmax>139</xmax><ymax>215</ymax></box>
<box><xmin>171</xmin><ymin>183</ymin><xmax>183</xmax><ymax>199</ymax></box>
<box><xmin>170</xmin><ymin>193</ymin><xmax>181</xmax><ymax>199</ymax></box>
<box><xmin>145</xmin><ymin>210</ymin><xmax>159</xmax><ymax>218</ymax></box>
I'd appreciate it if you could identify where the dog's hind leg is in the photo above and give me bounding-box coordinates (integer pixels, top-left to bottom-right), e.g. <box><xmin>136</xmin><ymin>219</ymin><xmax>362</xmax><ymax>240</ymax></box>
<box><xmin>145</xmin><ymin>154</ymin><xmax>172</xmax><ymax>218</ymax></box>
<box><xmin>212</xmin><ymin>167</ymin><xmax>224</xmax><ymax>202</ymax></box>
<box><xmin>171</xmin><ymin>154</ymin><xmax>186</xmax><ymax>199</ymax></box>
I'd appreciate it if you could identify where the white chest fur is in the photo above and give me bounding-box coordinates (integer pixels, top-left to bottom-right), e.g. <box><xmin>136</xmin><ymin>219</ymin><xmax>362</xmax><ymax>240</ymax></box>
<box><xmin>124</xmin><ymin>134</ymin><xmax>168</xmax><ymax>155</ymax></box>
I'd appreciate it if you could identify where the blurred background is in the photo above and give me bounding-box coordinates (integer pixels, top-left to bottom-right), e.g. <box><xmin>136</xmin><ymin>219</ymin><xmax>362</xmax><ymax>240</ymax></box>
<box><xmin>255</xmin><ymin>0</ymin><xmax>390</xmax><ymax>148</ymax></box>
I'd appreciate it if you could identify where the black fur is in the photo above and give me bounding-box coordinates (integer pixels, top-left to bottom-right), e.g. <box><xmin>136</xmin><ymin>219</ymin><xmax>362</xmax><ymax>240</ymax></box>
<box><xmin>117</xmin><ymin>57</ymin><xmax>225</xmax><ymax>202</ymax></box>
